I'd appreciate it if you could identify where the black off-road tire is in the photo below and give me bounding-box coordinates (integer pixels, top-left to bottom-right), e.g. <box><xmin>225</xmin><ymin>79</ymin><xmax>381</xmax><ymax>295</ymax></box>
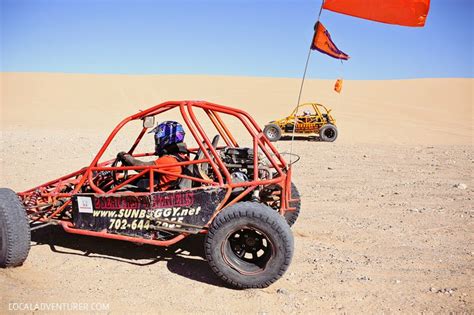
<box><xmin>285</xmin><ymin>182</ymin><xmax>301</xmax><ymax>227</ymax></box>
<box><xmin>263</xmin><ymin>124</ymin><xmax>282</xmax><ymax>142</ymax></box>
<box><xmin>205</xmin><ymin>202</ymin><xmax>294</xmax><ymax>289</ymax></box>
<box><xmin>319</xmin><ymin>124</ymin><xmax>338</xmax><ymax>142</ymax></box>
<box><xmin>0</xmin><ymin>188</ymin><xmax>31</xmax><ymax>268</ymax></box>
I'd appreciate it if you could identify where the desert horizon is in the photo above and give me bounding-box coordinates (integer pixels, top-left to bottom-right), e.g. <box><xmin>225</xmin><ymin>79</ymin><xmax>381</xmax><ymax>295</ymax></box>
<box><xmin>1</xmin><ymin>73</ymin><xmax>472</xmax><ymax>145</ymax></box>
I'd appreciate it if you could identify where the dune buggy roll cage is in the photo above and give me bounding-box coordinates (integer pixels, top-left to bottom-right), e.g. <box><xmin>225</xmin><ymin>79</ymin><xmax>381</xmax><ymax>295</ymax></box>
<box><xmin>278</xmin><ymin>102</ymin><xmax>336</xmax><ymax>126</ymax></box>
<box><xmin>18</xmin><ymin>101</ymin><xmax>296</xmax><ymax>246</ymax></box>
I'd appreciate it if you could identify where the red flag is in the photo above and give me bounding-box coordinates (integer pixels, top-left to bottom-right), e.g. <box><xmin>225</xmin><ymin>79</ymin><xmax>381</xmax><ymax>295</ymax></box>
<box><xmin>322</xmin><ymin>0</ymin><xmax>430</xmax><ymax>27</ymax></box>
<box><xmin>334</xmin><ymin>78</ymin><xmax>343</xmax><ymax>93</ymax></box>
<box><xmin>311</xmin><ymin>22</ymin><xmax>349</xmax><ymax>60</ymax></box>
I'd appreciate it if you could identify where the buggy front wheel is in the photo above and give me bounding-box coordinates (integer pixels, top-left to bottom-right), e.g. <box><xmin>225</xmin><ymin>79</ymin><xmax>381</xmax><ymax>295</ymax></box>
<box><xmin>285</xmin><ymin>182</ymin><xmax>301</xmax><ymax>227</ymax></box>
<box><xmin>263</xmin><ymin>124</ymin><xmax>282</xmax><ymax>142</ymax></box>
<box><xmin>205</xmin><ymin>202</ymin><xmax>294</xmax><ymax>289</ymax></box>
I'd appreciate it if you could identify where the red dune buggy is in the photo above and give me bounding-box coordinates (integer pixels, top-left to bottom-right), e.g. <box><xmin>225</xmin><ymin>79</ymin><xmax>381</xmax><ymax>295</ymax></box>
<box><xmin>0</xmin><ymin>101</ymin><xmax>301</xmax><ymax>289</ymax></box>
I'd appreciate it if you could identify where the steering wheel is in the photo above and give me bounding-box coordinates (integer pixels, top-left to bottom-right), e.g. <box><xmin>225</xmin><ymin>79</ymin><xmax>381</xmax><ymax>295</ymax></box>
<box><xmin>194</xmin><ymin>135</ymin><xmax>220</xmax><ymax>179</ymax></box>
<box><xmin>111</xmin><ymin>155</ymin><xmax>129</xmax><ymax>187</ymax></box>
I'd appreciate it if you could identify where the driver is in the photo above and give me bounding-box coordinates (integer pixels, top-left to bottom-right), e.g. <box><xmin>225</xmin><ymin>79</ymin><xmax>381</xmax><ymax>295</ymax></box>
<box><xmin>117</xmin><ymin>121</ymin><xmax>187</xmax><ymax>191</ymax></box>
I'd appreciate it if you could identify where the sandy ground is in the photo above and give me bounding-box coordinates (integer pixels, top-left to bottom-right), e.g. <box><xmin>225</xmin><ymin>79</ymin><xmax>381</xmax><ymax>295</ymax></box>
<box><xmin>0</xmin><ymin>73</ymin><xmax>473</xmax><ymax>313</ymax></box>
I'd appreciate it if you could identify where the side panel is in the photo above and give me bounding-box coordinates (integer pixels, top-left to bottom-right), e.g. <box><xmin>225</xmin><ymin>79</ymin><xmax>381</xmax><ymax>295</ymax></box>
<box><xmin>72</xmin><ymin>188</ymin><xmax>226</xmax><ymax>237</ymax></box>
<box><xmin>295</xmin><ymin>122</ymin><xmax>318</xmax><ymax>133</ymax></box>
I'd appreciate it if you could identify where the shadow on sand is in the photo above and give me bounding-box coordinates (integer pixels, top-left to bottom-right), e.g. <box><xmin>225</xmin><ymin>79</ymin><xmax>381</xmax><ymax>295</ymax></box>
<box><xmin>278</xmin><ymin>135</ymin><xmax>320</xmax><ymax>142</ymax></box>
<box><xmin>31</xmin><ymin>225</ymin><xmax>225</xmax><ymax>287</ymax></box>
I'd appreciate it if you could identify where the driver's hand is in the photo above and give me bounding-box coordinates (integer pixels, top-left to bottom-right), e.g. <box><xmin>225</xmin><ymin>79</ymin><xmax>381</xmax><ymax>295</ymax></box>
<box><xmin>98</xmin><ymin>170</ymin><xmax>112</xmax><ymax>177</ymax></box>
<box><xmin>117</xmin><ymin>151</ymin><xmax>129</xmax><ymax>162</ymax></box>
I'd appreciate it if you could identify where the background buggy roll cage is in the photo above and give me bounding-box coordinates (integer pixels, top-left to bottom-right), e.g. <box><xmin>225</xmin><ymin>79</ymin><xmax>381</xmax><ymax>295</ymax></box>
<box><xmin>284</xmin><ymin>102</ymin><xmax>334</xmax><ymax>124</ymax></box>
<box><xmin>18</xmin><ymin>100</ymin><xmax>297</xmax><ymax>247</ymax></box>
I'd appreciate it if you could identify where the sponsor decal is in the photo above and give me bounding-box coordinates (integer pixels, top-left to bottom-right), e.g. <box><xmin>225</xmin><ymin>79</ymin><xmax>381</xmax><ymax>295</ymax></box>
<box><xmin>77</xmin><ymin>196</ymin><xmax>93</xmax><ymax>213</ymax></box>
<box><xmin>93</xmin><ymin>191</ymin><xmax>194</xmax><ymax>210</ymax></box>
<box><xmin>72</xmin><ymin>188</ymin><xmax>225</xmax><ymax>236</ymax></box>
<box><xmin>91</xmin><ymin>206</ymin><xmax>202</xmax><ymax>230</ymax></box>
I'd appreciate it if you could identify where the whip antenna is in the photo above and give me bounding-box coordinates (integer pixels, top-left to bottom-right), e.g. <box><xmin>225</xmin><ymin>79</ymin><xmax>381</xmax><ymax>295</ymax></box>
<box><xmin>289</xmin><ymin>1</ymin><xmax>325</xmax><ymax>164</ymax></box>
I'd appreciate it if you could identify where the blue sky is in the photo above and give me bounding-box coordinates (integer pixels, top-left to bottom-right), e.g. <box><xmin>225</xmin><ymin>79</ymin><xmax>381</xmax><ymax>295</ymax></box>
<box><xmin>1</xmin><ymin>0</ymin><xmax>473</xmax><ymax>79</ymax></box>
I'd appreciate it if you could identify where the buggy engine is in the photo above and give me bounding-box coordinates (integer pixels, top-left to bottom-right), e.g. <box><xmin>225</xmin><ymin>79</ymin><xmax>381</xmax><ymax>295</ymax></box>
<box><xmin>219</xmin><ymin>147</ymin><xmax>272</xmax><ymax>185</ymax></box>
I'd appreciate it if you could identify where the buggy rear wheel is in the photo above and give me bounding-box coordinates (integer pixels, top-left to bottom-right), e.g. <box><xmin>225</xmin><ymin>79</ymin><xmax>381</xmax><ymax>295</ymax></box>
<box><xmin>319</xmin><ymin>124</ymin><xmax>338</xmax><ymax>142</ymax></box>
<box><xmin>263</xmin><ymin>124</ymin><xmax>282</xmax><ymax>142</ymax></box>
<box><xmin>0</xmin><ymin>188</ymin><xmax>30</xmax><ymax>268</ymax></box>
<box><xmin>205</xmin><ymin>202</ymin><xmax>293</xmax><ymax>289</ymax></box>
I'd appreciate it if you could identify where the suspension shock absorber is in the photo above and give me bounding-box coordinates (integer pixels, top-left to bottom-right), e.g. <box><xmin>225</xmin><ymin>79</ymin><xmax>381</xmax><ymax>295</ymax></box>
<box><xmin>25</xmin><ymin>189</ymin><xmax>41</xmax><ymax>210</ymax></box>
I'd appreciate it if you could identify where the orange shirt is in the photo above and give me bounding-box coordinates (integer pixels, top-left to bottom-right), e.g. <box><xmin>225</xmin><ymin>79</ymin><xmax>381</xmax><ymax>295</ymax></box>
<box><xmin>154</xmin><ymin>155</ymin><xmax>182</xmax><ymax>191</ymax></box>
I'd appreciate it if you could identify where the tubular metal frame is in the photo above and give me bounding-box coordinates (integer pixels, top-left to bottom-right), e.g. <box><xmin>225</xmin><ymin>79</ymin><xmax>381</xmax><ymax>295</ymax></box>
<box><xmin>19</xmin><ymin>101</ymin><xmax>297</xmax><ymax>246</ymax></box>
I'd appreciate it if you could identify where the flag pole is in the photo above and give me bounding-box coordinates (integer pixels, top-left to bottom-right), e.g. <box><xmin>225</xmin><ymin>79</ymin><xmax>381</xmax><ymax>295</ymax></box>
<box><xmin>289</xmin><ymin>0</ymin><xmax>325</xmax><ymax>164</ymax></box>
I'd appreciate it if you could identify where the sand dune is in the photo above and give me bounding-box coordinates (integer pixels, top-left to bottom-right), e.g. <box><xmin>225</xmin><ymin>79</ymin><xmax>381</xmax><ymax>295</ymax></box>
<box><xmin>0</xmin><ymin>73</ymin><xmax>472</xmax><ymax>313</ymax></box>
<box><xmin>1</xmin><ymin>73</ymin><xmax>472</xmax><ymax>144</ymax></box>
